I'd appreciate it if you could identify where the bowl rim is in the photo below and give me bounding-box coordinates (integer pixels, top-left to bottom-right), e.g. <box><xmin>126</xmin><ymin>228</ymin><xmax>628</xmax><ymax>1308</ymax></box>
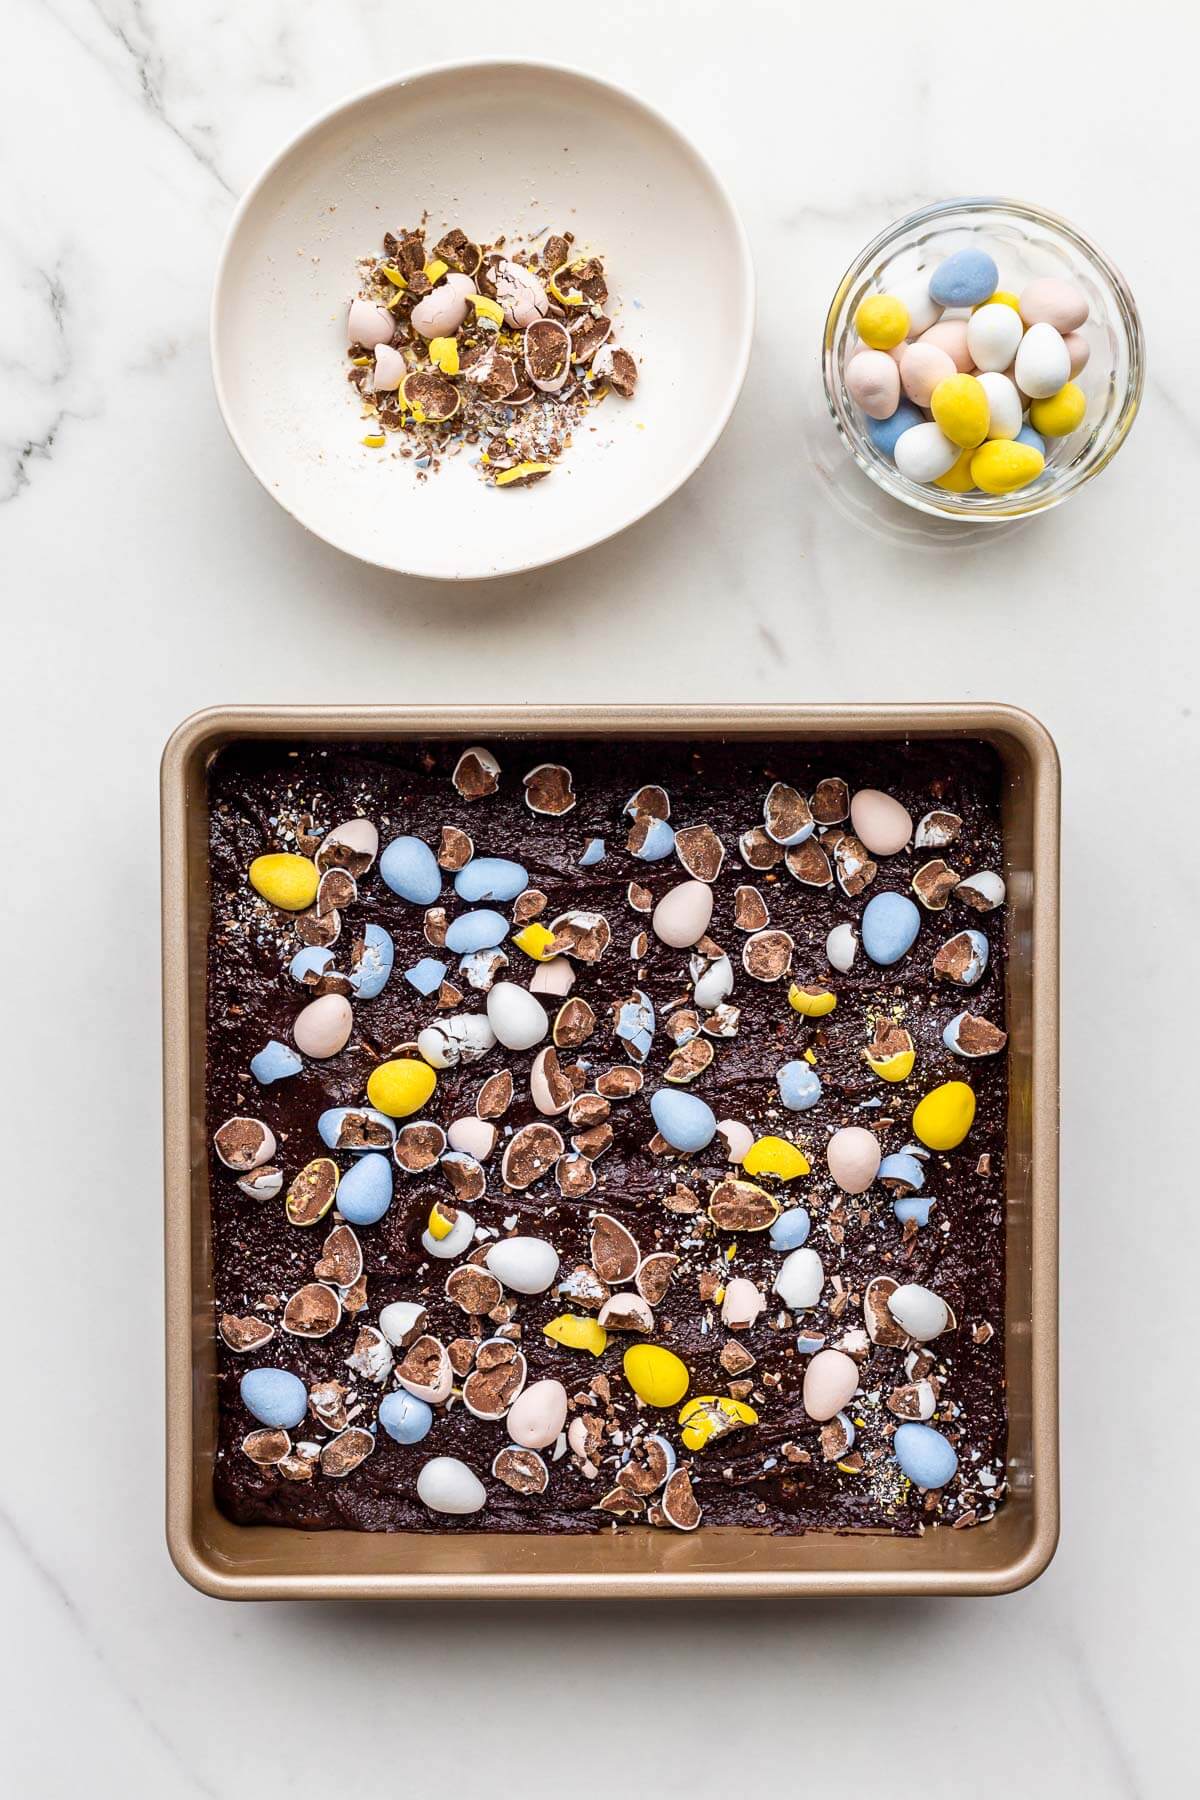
<box><xmin>821</xmin><ymin>195</ymin><xmax>1145</xmax><ymax>523</ymax></box>
<box><xmin>210</xmin><ymin>58</ymin><xmax>757</xmax><ymax>581</ymax></box>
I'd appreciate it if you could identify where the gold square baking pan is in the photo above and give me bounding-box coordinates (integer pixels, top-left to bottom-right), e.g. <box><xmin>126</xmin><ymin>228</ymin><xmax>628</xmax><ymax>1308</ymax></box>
<box><xmin>162</xmin><ymin>703</ymin><xmax>1059</xmax><ymax>1600</ymax></box>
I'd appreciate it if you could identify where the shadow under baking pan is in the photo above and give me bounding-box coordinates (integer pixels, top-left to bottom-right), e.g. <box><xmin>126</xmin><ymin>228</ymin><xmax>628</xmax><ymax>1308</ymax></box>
<box><xmin>162</xmin><ymin>702</ymin><xmax>1059</xmax><ymax>1600</ymax></box>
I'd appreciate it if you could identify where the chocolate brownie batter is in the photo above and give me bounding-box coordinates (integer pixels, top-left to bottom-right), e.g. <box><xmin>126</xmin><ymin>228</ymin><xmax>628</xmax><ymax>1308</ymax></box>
<box><xmin>207</xmin><ymin>737</ymin><xmax>1009</xmax><ymax>1534</ymax></box>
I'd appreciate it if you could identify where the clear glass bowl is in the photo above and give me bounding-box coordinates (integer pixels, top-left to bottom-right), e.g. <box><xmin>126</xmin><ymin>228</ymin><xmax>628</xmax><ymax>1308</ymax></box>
<box><xmin>822</xmin><ymin>198</ymin><xmax>1144</xmax><ymax>520</ymax></box>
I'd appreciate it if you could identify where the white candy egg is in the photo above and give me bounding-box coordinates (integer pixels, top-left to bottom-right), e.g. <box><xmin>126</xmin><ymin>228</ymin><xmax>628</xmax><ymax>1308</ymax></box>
<box><xmin>410</xmin><ymin>281</ymin><xmax>475</xmax><ymax>339</ymax></box>
<box><xmin>530</xmin><ymin>1046</ymin><xmax>573</xmax><ymax>1116</ymax></box>
<box><xmin>888</xmin><ymin>1282</ymin><xmax>952</xmax><ymax>1342</ymax></box>
<box><xmin>417</xmin><ymin>1013</ymin><xmax>497</xmax><ymax>1068</ymax></box>
<box><xmin>530</xmin><ymin>957</ymin><xmax>576</xmax><ymax>996</ymax></box>
<box><xmin>894</xmin><ymin>422</ymin><xmax>960</xmax><ymax>484</ymax></box>
<box><xmin>507</xmin><ymin>1379</ymin><xmax>569</xmax><ymax>1450</ymax></box>
<box><xmin>486</xmin><ymin>981</ymin><xmax>549</xmax><ymax>1051</ymax></box>
<box><xmin>421</xmin><ymin>1210</ymin><xmax>475</xmax><ymax>1260</ymax></box>
<box><xmin>773</xmin><ymin>1247</ymin><xmax>824</xmax><ymax>1310</ymax></box>
<box><xmin>652</xmin><ymin>880</ymin><xmax>714</xmax><ymax>948</ymax></box>
<box><xmin>826</xmin><ymin>922</ymin><xmax>859</xmax><ymax>973</ymax></box>
<box><xmin>417</xmin><ymin>1456</ymin><xmax>487</xmax><ymax>1516</ymax></box>
<box><xmin>446</xmin><ymin>1115</ymin><xmax>498</xmax><ymax>1160</ymax></box>
<box><xmin>486</xmin><ymin>1236</ymin><xmax>561</xmax><ymax>1295</ymax></box>
<box><xmin>977</xmin><ymin>372</ymin><xmax>1022</xmax><ymax>441</ymax></box>
<box><xmin>966</xmin><ymin>302</ymin><xmax>1024</xmax><ymax>373</ymax></box>
<box><xmin>347</xmin><ymin>298</ymin><xmax>393</xmax><ymax>348</ymax></box>
<box><xmin>891</xmin><ymin>270</ymin><xmax>944</xmax><ymax>338</ymax></box>
<box><xmin>379</xmin><ymin>1301</ymin><xmax>427</xmax><ymax>1347</ymax></box>
<box><xmin>717</xmin><ymin>1119</ymin><xmax>755</xmax><ymax>1163</ymax></box>
<box><xmin>1014</xmin><ymin>322</ymin><xmax>1071</xmax><ymax>399</ymax></box>
<box><xmin>827</xmin><ymin>1126</ymin><xmax>882</xmax><ymax>1194</ymax></box>
<box><xmin>292</xmin><ymin>993</ymin><xmax>353</xmax><ymax>1059</ymax></box>
<box><xmin>396</xmin><ymin>1339</ymin><xmax>453</xmax><ymax>1404</ymax></box>
<box><xmin>692</xmin><ymin>953</ymin><xmax>734</xmax><ymax>1010</ymax></box>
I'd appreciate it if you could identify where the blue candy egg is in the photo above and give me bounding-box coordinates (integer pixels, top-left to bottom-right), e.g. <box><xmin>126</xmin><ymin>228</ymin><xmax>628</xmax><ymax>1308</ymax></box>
<box><xmin>879</xmin><ymin>1151</ymin><xmax>926</xmax><ymax>1194</ymax></box>
<box><xmin>317</xmin><ymin>1106</ymin><xmax>396</xmax><ymax>1152</ymax></box>
<box><xmin>350</xmin><ymin>923</ymin><xmax>394</xmax><ymax>999</ymax></box>
<box><xmin>578</xmin><ymin>838</ymin><xmax>606</xmax><ymax>867</ymax></box>
<box><xmin>240</xmin><ymin>1368</ymin><xmax>307</xmax><ymax>1429</ymax></box>
<box><xmin>615</xmin><ymin>989</ymin><xmax>655</xmax><ymax>1062</ymax></box>
<box><xmin>893</xmin><ymin>1422</ymin><xmax>959</xmax><ymax>1489</ymax></box>
<box><xmin>630</xmin><ymin>817</ymin><xmax>676</xmax><ymax>861</ymax></box>
<box><xmin>445</xmin><ymin>908</ymin><xmax>509</xmax><ymax>954</ymax></box>
<box><xmin>777</xmin><ymin>1060</ymin><xmax>822</xmax><ymax>1111</ymax></box>
<box><xmin>380</xmin><ymin>835</ymin><xmax>442</xmax><ymax>904</ymax></box>
<box><xmin>867</xmin><ymin>400</ymin><xmax>924</xmax><ymax>459</ymax></box>
<box><xmin>454</xmin><ymin>857</ymin><xmax>528</xmax><ymax>903</ymax></box>
<box><xmin>769</xmin><ymin>1207</ymin><xmax>812</xmax><ymax>1251</ymax></box>
<box><xmin>929</xmin><ymin>248</ymin><xmax>999</xmax><ymax>308</ymax></box>
<box><xmin>861</xmin><ymin>890</ymin><xmax>921</xmax><ymax>965</ymax></box>
<box><xmin>336</xmin><ymin>1151</ymin><xmax>393</xmax><ymax>1225</ymax></box>
<box><xmin>378</xmin><ymin>1389</ymin><xmax>434</xmax><ymax>1445</ymax></box>
<box><xmin>1016</xmin><ymin>424</ymin><xmax>1046</xmax><ymax>457</ymax></box>
<box><xmin>289</xmin><ymin>945</ymin><xmax>334</xmax><ymax>986</ymax></box>
<box><xmin>650</xmin><ymin>1089</ymin><xmax>717</xmax><ymax>1153</ymax></box>
<box><xmin>404</xmin><ymin>955</ymin><xmax>448</xmax><ymax>996</ymax></box>
<box><xmin>250</xmin><ymin>1039</ymin><xmax>302</xmax><ymax>1085</ymax></box>
<box><xmin>893</xmin><ymin>1196</ymin><xmax>934</xmax><ymax>1228</ymax></box>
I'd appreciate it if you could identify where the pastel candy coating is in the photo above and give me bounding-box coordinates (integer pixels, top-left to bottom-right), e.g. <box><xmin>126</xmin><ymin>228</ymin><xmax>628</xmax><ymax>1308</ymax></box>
<box><xmin>879</xmin><ymin>1151</ymin><xmax>926</xmax><ymax>1192</ymax></box>
<box><xmin>367</xmin><ymin>1058</ymin><xmax>437</xmax><ymax>1118</ymax></box>
<box><xmin>335</xmin><ymin>1151</ymin><xmax>393</xmax><ymax>1225</ymax></box>
<box><xmin>444</xmin><ymin>909</ymin><xmax>508</xmax><ymax>954</ymax></box>
<box><xmin>317</xmin><ymin>1106</ymin><xmax>396</xmax><ymax>1150</ymax></box>
<box><xmin>866</xmin><ymin>400</ymin><xmax>925</xmax><ymax>460</ymax></box>
<box><xmin>404</xmin><ymin>956</ymin><xmax>448</xmax><ymax>995</ymax></box>
<box><xmin>350</xmin><ymin>923</ymin><xmax>394</xmax><ymax>999</ymax></box>
<box><xmin>651</xmin><ymin>1088</ymin><xmax>717</xmax><ymax>1152</ymax></box>
<box><xmin>933</xmin><ymin>448</ymin><xmax>977</xmax><ymax>493</ymax></box>
<box><xmin>240</xmin><ymin>1368</ymin><xmax>307</xmax><ymax>1429</ymax></box>
<box><xmin>1064</xmin><ymin>330</ymin><xmax>1090</xmax><ymax>377</ymax></box>
<box><xmin>977</xmin><ymin>372</ymin><xmax>1022</xmax><ymax>441</ymax></box>
<box><xmin>579</xmin><ymin>838</ymin><xmax>606</xmax><ymax>867</ymax></box>
<box><xmin>290</xmin><ymin>946</ymin><xmax>334</xmax><ymax>985</ymax></box>
<box><xmin>970</xmin><ymin>440</ymin><xmax>1044</xmax><ymax>494</ymax></box>
<box><xmin>916</xmin><ymin>319</ymin><xmax>973</xmax><ymax>373</ymax></box>
<box><xmin>861</xmin><ymin>891</ymin><xmax>921</xmax><ymax>965</ymax></box>
<box><xmin>893</xmin><ymin>1422</ymin><xmax>959</xmax><ymax>1489</ymax></box>
<box><xmin>890</xmin><ymin>270</ymin><xmax>944</xmax><ymax>338</ymax></box>
<box><xmin>929</xmin><ymin>248</ymin><xmax>998</xmax><ymax>308</ymax></box>
<box><xmin>912</xmin><ymin>1080</ymin><xmax>976</xmax><ymax>1151</ymax></box>
<box><xmin>893</xmin><ymin>1196</ymin><xmax>934</xmax><ymax>1228</ymax></box>
<box><xmin>899</xmin><ymin>341</ymin><xmax>957</xmax><ymax>408</ymax></box>
<box><xmin>1015</xmin><ymin>424</ymin><xmax>1046</xmax><ymax>457</ymax></box>
<box><xmin>894</xmin><ymin>422</ymin><xmax>959</xmax><ymax>483</ymax></box>
<box><xmin>854</xmin><ymin>293</ymin><xmax>909</xmax><ymax>350</ymax></box>
<box><xmin>380</xmin><ymin>835</ymin><xmax>442</xmax><ymax>904</ymax></box>
<box><xmin>250</xmin><ymin>1040</ymin><xmax>302</xmax><ymax>1085</ymax></box>
<box><xmin>846</xmin><ymin>349</ymin><xmax>901</xmax><ymax>419</ymax></box>
<box><xmin>965</xmin><ymin>301</ymin><xmax>1024</xmax><ymax>374</ymax></box>
<box><xmin>630</xmin><ymin>816</ymin><xmax>676</xmax><ymax>860</ymax></box>
<box><xmin>1013</xmin><ymin>322</ymin><xmax>1070</xmax><ymax>399</ymax></box>
<box><xmin>777</xmin><ymin>1059</ymin><xmax>822</xmax><ymax>1111</ymax></box>
<box><xmin>347</xmin><ymin>297</ymin><xmax>394</xmax><ymax>348</ymax></box>
<box><xmin>249</xmin><ymin>853</ymin><xmax>319</xmax><ymax>912</ymax></box>
<box><xmin>1018</xmin><ymin>277</ymin><xmax>1089</xmax><ymax>333</ymax></box>
<box><xmin>1029</xmin><ymin>381</ymin><xmax>1087</xmax><ymax>438</ymax></box>
<box><xmin>416</xmin><ymin>1456</ymin><xmax>487</xmax><ymax>1514</ymax></box>
<box><xmin>930</xmin><ymin>375</ymin><xmax>990</xmax><ymax>450</ymax></box>
<box><xmin>769</xmin><ymin>1207</ymin><xmax>812</xmax><ymax>1251</ymax></box>
<box><xmin>455</xmin><ymin>857</ymin><xmax>528</xmax><ymax>903</ymax></box>
<box><xmin>378</xmin><ymin>1389</ymin><xmax>434</xmax><ymax>1445</ymax></box>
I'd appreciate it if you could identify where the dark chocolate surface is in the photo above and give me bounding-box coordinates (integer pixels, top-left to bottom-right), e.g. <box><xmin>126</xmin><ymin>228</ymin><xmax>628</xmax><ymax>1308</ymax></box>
<box><xmin>207</xmin><ymin>737</ymin><xmax>1009</xmax><ymax>1535</ymax></box>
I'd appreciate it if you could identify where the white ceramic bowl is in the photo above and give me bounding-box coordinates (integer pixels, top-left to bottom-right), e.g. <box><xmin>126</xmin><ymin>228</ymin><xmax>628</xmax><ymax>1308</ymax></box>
<box><xmin>212</xmin><ymin>61</ymin><xmax>754</xmax><ymax>580</ymax></box>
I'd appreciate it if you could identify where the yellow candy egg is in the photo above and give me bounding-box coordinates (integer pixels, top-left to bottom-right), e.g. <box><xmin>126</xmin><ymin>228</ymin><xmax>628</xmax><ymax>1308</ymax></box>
<box><xmin>912</xmin><ymin>1080</ymin><xmax>976</xmax><ymax>1150</ymax></box>
<box><xmin>934</xmin><ymin>447</ymin><xmax>977</xmax><ymax>493</ymax></box>
<box><xmin>512</xmin><ymin>922</ymin><xmax>557</xmax><ymax>961</ymax></box>
<box><xmin>930</xmin><ymin>374</ymin><xmax>990</xmax><ymax>450</ymax></box>
<box><xmin>470</xmin><ymin>294</ymin><xmax>504</xmax><ymax>326</ymax></box>
<box><xmin>977</xmin><ymin>290</ymin><xmax>1021</xmax><ymax>313</ymax></box>
<box><xmin>248</xmin><ymin>853</ymin><xmax>319</xmax><ymax>912</ymax></box>
<box><xmin>623</xmin><ymin>1343</ymin><xmax>690</xmax><ymax>1408</ymax></box>
<box><xmin>788</xmin><ymin>983</ymin><xmax>837</xmax><ymax>1018</ymax></box>
<box><xmin>854</xmin><ymin>294</ymin><xmax>909</xmax><ymax>350</ymax></box>
<box><xmin>1029</xmin><ymin>381</ymin><xmax>1087</xmax><ymax>438</ymax></box>
<box><xmin>742</xmin><ymin>1136</ymin><xmax>811</xmax><ymax>1180</ymax></box>
<box><xmin>426</xmin><ymin>1201</ymin><xmax>456</xmax><ymax>1241</ymax></box>
<box><xmin>429</xmin><ymin>336</ymin><xmax>460</xmax><ymax>376</ymax></box>
<box><xmin>678</xmin><ymin>1395</ymin><xmax>758</xmax><ymax>1451</ymax></box>
<box><xmin>367</xmin><ymin>1058</ymin><xmax>437</xmax><ymax>1118</ymax></box>
<box><xmin>544</xmin><ymin>1315</ymin><xmax>609</xmax><ymax>1357</ymax></box>
<box><xmin>865</xmin><ymin>1048</ymin><xmax>915</xmax><ymax>1083</ymax></box>
<box><xmin>970</xmin><ymin>440</ymin><xmax>1045</xmax><ymax>494</ymax></box>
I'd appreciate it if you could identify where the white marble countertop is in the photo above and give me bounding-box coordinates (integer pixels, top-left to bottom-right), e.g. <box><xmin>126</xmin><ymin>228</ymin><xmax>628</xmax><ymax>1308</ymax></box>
<box><xmin>2</xmin><ymin>1</ymin><xmax>1194</xmax><ymax>1794</ymax></box>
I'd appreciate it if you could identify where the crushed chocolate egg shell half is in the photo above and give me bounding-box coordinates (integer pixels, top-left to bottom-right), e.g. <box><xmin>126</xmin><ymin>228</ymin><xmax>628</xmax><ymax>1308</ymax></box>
<box><xmin>346</xmin><ymin>223</ymin><xmax>639</xmax><ymax>488</ymax></box>
<box><xmin>209</xmin><ymin>738</ymin><xmax>1009</xmax><ymax>1536</ymax></box>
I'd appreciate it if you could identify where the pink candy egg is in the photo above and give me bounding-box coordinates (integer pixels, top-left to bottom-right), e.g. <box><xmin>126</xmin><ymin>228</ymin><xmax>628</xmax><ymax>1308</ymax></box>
<box><xmin>372</xmin><ymin>345</ymin><xmax>405</xmax><ymax>392</ymax></box>
<box><xmin>1019</xmin><ymin>278</ymin><xmax>1089</xmax><ymax>333</ymax></box>
<box><xmin>346</xmin><ymin>298</ymin><xmax>394</xmax><ymax>349</ymax></box>
<box><xmin>1064</xmin><ymin>330</ymin><xmax>1090</xmax><ymax>377</ymax></box>
<box><xmin>802</xmin><ymin>1349</ymin><xmax>860</xmax><ymax>1422</ymax></box>
<box><xmin>507</xmin><ymin>1379</ymin><xmax>568</xmax><ymax>1450</ymax></box>
<box><xmin>293</xmin><ymin>993</ymin><xmax>353</xmax><ymax>1060</ymax></box>
<box><xmin>899</xmin><ymin>341</ymin><xmax>958</xmax><ymax>408</ymax></box>
<box><xmin>916</xmin><ymin>319</ymin><xmax>973</xmax><ymax>373</ymax></box>
<box><xmin>826</xmin><ymin>1126</ymin><xmax>882</xmax><ymax>1195</ymax></box>
<box><xmin>846</xmin><ymin>349</ymin><xmax>901</xmax><ymax>419</ymax></box>
<box><xmin>850</xmin><ymin>787</ymin><xmax>913</xmax><ymax>855</ymax></box>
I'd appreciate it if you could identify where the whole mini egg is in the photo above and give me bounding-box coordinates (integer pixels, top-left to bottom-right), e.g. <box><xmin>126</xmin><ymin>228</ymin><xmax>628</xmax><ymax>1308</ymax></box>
<box><xmin>850</xmin><ymin>788</ymin><xmax>913</xmax><ymax>855</ymax></box>
<box><xmin>486</xmin><ymin>1236</ymin><xmax>560</xmax><ymax>1295</ymax></box>
<box><xmin>802</xmin><ymin>1348</ymin><xmax>860</xmax><ymax>1422</ymax></box>
<box><xmin>507</xmin><ymin>1379</ymin><xmax>569</xmax><ymax>1450</ymax></box>
<box><xmin>486</xmin><ymin>981</ymin><xmax>549</xmax><ymax>1051</ymax></box>
<box><xmin>652</xmin><ymin>880</ymin><xmax>714</xmax><ymax>948</ymax></box>
<box><xmin>846</xmin><ymin>349</ymin><xmax>901</xmax><ymax>420</ymax></box>
<box><xmin>826</xmin><ymin>1126</ymin><xmax>881</xmax><ymax>1194</ymax></box>
<box><xmin>335</xmin><ymin>1151</ymin><xmax>393</xmax><ymax>1226</ymax></box>
<box><xmin>416</xmin><ymin>1456</ymin><xmax>487</xmax><ymax>1515</ymax></box>
<box><xmin>379</xmin><ymin>834</ymin><xmax>442</xmax><ymax>904</ymax></box>
<box><xmin>1019</xmin><ymin>277</ymin><xmax>1089</xmax><ymax>334</ymax></box>
<box><xmin>455</xmin><ymin>857</ymin><xmax>528</xmax><ymax>903</ymax></box>
<box><xmin>293</xmin><ymin>993</ymin><xmax>353</xmax><ymax>1059</ymax></box>
<box><xmin>899</xmin><ymin>341</ymin><xmax>957</xmax><ymax>408</ymax></box>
